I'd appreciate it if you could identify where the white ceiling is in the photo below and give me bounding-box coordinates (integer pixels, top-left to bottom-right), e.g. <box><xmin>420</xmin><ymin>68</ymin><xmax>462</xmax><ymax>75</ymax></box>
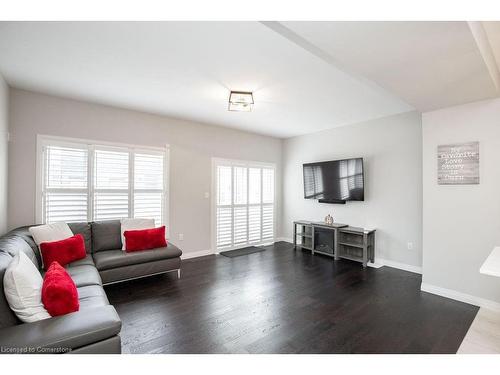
<box><xmin>0</xmin><ymin>21</ymin><xmax>498</xmax><ymax>138</ymax></box>
<box><xmin>281</xmin><ymin>21</ymin><xmax>500</xmax><ymax>111</ymax></box>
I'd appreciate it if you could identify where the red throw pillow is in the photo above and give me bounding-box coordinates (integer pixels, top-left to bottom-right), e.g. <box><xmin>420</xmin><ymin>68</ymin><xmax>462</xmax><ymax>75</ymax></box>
<box><xmin>40</xmin><ymin>234</ymin><xmax>86</xmax><ymax>270</ymax></box>
<box><xmin>42</xmin><ymin>261</ymin><xmax>79</xmax><ymax>316</ymax></box>
<box><xmin>124</xmin><ymin>226</ymin><xmax>167</xmax><ymax>252</ymax></box>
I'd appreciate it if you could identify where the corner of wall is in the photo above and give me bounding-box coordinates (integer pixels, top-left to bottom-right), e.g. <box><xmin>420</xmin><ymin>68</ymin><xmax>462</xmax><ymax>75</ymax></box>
<box><xmin>0</xmin><ymin>73</ymin><xmax>9</xmax><ymax>236</ymax></box>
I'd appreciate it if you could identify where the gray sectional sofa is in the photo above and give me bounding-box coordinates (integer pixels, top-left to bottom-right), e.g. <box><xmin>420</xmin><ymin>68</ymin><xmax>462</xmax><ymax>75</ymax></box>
<box><xmin>0</xmin><ymin>220</ymin><xmax>182</xmax><ymax>354</ymax></box>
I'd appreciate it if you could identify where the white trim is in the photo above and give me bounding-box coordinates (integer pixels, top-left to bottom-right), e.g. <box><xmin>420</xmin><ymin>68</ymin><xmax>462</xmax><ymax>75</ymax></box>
<box><xmin>211</xmin><ymin>158</ymin><xmax>216</xmax><ymax>253</ymax></box>
<box><xmin>37</xmin><ymin>134</ymin><xmax>168</xmax><ymax>153</ymax></box>
<box><xmin>181</xmin><ymin>249</ymin><xmax>214</xmax><ymax>260</ymax></box>
<box><xmin>212</xmin><ymin>157</ymin><xmax>275</xmax><ymax>169</ymax></box>
<box><xmin>421</xmin><ymin>282</ymin><xmax>500</xmax><ymax>312</ymax></box>
<box><xmin>35</xmin><ymin>139</ymin><xmax>44</xmax><ymax>223</ymax></box>
<box><xmin>87</xmin><ymin>144</ymin><xmax>95</xmax><ymax>222</ymax></box>
<box><xmin>275</xmin><ymin>238</ymin><xmax>421</xmax><ymax>274</ymax></box>
<box><xmin>164</xmin><ymin>145</ymin><xmax>170</xmax><ymax>232</ymax></box>
<box><xmin>376</xmin><ymin>258</ymin><xmax>422</xmax><ymax>274</ymax></box>
<box><xmin>128</xmin><ymin>151</ymin><xmax>134</xmax><ymax>219</ymax></box>
<box><xmin>367</xmin><ymin>262</ymin><xmax>384</xmax><ymax>269</ymax></box>
<box><xmin>213</xmin><ymin>241</ymin><xmax>273</xmax><ymax>254</ymax></box>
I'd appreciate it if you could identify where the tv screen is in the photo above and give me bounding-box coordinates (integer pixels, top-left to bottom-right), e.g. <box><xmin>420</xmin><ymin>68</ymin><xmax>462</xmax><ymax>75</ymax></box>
<box><xmin>303</xmin><ymin>158</ymin><xmax>364</xmax><ymax>202</ymax></box>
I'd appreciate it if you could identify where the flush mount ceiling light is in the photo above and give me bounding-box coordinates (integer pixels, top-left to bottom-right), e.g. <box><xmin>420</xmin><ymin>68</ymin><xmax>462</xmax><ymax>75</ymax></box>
<box><xmin>228</xmin><ymin>91</ymin><xmax>254</xmax><ymax>112</ymax></box>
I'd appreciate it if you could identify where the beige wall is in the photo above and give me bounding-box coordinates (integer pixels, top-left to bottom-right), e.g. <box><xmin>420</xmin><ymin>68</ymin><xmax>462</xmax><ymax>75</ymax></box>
<box><xmin>0</xmin><ymin>75</ymin><xmax>8</xmax><ymax>235</ymax></box>
<box><xmin>8</xmin><ymin>89</ymin><xmax>282</xmax><ymax>256</ymax></box>
<box><xmin>281</xmin><ymin>111</ymin><xmax>423</xmax><ymax>269</ymax></box>
<box><xmin>422</xmin><ymin>97</ymin><xmax>500</xmax><ymax>305</ymax></box>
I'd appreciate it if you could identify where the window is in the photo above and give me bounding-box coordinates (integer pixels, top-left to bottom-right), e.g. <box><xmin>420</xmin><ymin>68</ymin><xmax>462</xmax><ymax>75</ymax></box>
<box><xmin>213</xmin><ymin>159</ymin><xmax>275</xmax><ymax>251</ymax></box>
<box><xmin>37</xmin><ymin>136</ymin><xmax>168</xmax><ymax>226</ymax></box>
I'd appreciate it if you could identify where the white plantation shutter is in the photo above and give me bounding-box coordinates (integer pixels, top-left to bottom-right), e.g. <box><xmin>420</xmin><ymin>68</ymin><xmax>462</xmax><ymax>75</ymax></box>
<box><xmin>262</xmin><ymin>168</ymin><xmax>275</xmax><ymax>240</ymax></box>
<box><xmin>248</xmin><ymin>167</ymin><xmax>262</xmax><ymax>244</ymax></box>
<box><xmin>216</xmin><ymin>207</ymin><xmax>232</xmax><ymax>249</ymax></box>
<box><xmin>134</xmin><ymin>152</ymin><xmax>164</xmax><ymax>226</ymax></box>
<box><xmin>39</xmin><ymin>137</ymin><xmax>167</xmax><ymax>226</ymax></box>
<box><xmin>262</xmin><ymin>168</ymin><xmax>274</xmax><ymax>204</ymax></box>
<box><xmin>217</xmin><ymin>166</ymin><xmax>232</xmax><ymax>206</ymax></box>
<box><xmin>43</xmin><ymin>145</ymin><xmax>88</xmax><ymax>223</ymax></box>
<box><xmin>262</xmin><ymin>205</ymin><xmax>274</xmax><ymax>240</ymax></box>
<box><xmin>94</xmin><ymin>149</ymin><xmax>129</xmax><ymax>221</ymax></box>
<box><xmin>233</xmin><ymin>166</ymin><xmax>248</xmax><ymax>245</ymax></box>
<box><xmin>233</xmin><ymin>167</ymin><xmax>247</xmax><ymax>205</ymax></box>
<box><xmin>216</xmin><ymin>166</ymin><xmax>232</xmax><ymax>249</ymax></box>
<box><xmin>248</xmin><ymin>205</ymin><xmax>261</xmax><ymax>243</ymax></box>
<box><xmin>215</xmin><ymin>160</ymin><xmax>275</xmax><ymax>251</ymax></box>
<box><xmin>45</xmin><ymin>193</ymin><xmax>88</xmax><ymax>223</ymax></box>
<box><xmin>233</xmin><ymin>206</ymin><xmax>248</xmax><ymax>245</ymax></box>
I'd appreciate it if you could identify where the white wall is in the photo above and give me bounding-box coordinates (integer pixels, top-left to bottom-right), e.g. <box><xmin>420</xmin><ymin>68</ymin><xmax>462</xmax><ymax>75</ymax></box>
<box><xmin>0</xmin><ymin>75</ymin><xmax>8</xmax><ymax>235</ymax></box>
<box><xmin>281</xmin><ymin>111</ymin><xmax>423</xmax><ymax>269</ymax></box>
<box><xmin>8</xmin><ymin>89</ymin><xmax>282</xmax><ymax>257</ymax></box>
<box><xmin>422</xmin><ymin>98</ymin><xmax>500</xmax><ymax>306</ymax></box>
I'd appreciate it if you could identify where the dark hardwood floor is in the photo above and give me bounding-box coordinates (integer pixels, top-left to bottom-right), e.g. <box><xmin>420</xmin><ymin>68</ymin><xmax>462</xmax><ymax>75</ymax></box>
<box><xmin>105</xmin><ymin>241</ymin><xmax>478</xmax><ymax>354</ymax></box>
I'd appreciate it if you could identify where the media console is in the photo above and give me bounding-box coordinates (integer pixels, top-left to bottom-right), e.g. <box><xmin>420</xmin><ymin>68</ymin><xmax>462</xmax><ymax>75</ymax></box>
<box><xmin>293</xmin><ymin>220</ymin><xmax>375</xmax><ymax>267</ymax></box>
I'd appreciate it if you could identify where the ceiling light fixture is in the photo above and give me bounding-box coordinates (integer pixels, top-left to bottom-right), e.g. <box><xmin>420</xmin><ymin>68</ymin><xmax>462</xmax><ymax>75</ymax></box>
<box><xmin>228</xmin><ymin>91</ymin><xmax>254</xmax><ymax>112</ymax></box>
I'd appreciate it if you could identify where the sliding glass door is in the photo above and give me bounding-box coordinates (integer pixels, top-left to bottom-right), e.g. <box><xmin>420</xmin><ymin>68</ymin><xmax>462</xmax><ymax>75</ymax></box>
<box><xmin>213</xmin><ymin>159</ymin><xmax>275</xmax><ymax>252</ymax></box>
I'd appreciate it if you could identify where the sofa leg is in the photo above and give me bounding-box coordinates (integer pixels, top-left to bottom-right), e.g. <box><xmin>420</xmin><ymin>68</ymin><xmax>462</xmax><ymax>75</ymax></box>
<box><xmin>177</xmin><ymin>269</ymin><xmax>181</xmax><ymax>278</ymax></box>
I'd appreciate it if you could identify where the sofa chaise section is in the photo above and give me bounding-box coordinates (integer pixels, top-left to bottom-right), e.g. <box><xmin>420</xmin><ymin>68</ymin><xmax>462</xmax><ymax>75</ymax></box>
<box><xmin>90</xmin><ymin>220</ymin><xmax>182</xmax><ymax>284</ymax></box>
<box><xmin>0</xmin><ymin>305</ymin><xmax>121</xmax><ymax>354</ymax></box>
<box><xmin>0</xmin><ymin>226</ymin><xmax>122</xmax><ymax>354</ymax></box>
<box><xmin>0</xmin><ymin>220</ymin><xmax>182</xmax><ymax>354</ymax></box>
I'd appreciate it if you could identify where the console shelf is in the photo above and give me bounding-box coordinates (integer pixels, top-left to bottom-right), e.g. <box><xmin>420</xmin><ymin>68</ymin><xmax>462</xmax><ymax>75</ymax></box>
<box><xmin>338</xmin><ymin>241</ymin><xmax>364</xmax><ymax>249</ymax></box>
<box><xmin>293</xmin><ymin>220</ymin><xmax>376</xmax><ymax>267</ymax></box>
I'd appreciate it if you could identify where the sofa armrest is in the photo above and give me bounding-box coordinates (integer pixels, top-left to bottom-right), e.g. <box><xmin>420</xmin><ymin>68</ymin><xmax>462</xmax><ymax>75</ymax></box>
<box><xmin>0</xmin><ymin>306</ymin><xmax>121</xmax><ymax>354</ymax></box>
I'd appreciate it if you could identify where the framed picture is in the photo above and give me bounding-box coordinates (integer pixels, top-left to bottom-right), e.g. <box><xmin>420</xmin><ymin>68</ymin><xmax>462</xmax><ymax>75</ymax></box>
<box><xmin>437</xmin><ymin>141</ymin><xmax>479</xmax><ymax>185</ymax></box>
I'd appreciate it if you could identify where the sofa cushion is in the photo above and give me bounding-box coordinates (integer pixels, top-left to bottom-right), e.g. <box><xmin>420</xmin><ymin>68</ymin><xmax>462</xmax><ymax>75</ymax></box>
<box><xmin>93</xmin><ymin>244</ymin><xmax>182</xmax><ymax>271</ymax></box>
<box><xmin>77</xmin><ymin>285</ymin><xmax>110</xmax><ymax>310</ymax></box>
<box><xmin>67</xmin><ymin>254</ymin><xmax>95</xmax><ymax>268</ymax></box>
<box><xmin>7</xmin><ymin>227</ymin><xmax>41</xmax><ymax>261</ymax></box>
<box><xmin>0</xmin><ymin>252</ymin><xmax>19</xmax><ymax>328</ymax></box>
<box><xmin>92</xmin><ymin>220</ymin><xmax>122</xmax><ymax>252</ymax></box>
<box><xmin>29</xmin><ymin>222</ymin><xmax>73</xmax><ymax>250</ymax></box>
<box><xmin>68</xmin><ymin>222</ymin><xmax>92</xmax><ymax>253</ymax></box>
<box><xmin>65</xmin><ymin>265</ymin><xmax>102</xmax><ymax>288</ymax></box>
<box><xmin>40</xmin><ymin>255</ymin><xmax>101</xmax><ymax>288</ymax></box>
<box><xmin>120</xmin><ymin>218</ymin><xmax>155</xmax><ymax>250</ymax></box>
<box><xmin>0</xmin><ymin>227</ymin><xmax>44</xmax><ymax>329</ymax></box>
<box><xmin>0</xmin><ymin>231</ymin><xmax>41</xmax><ymax>269</ymax></box>
<box><xmin>99</xmin><ymin>257</ymin><xmax>181</xmax><ymax>285</ymax></box>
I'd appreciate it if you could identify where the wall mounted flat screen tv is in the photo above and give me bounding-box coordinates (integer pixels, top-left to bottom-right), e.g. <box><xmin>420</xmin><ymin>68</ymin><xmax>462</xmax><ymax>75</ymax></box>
<box><xmin>303</xmin><ymin>158</ymin><xmax>364</xmax><ymax>203</ymax></box>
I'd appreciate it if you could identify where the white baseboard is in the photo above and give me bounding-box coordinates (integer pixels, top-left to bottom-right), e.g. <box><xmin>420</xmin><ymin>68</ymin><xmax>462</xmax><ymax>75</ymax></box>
<box><xmin>275</xmin><ymin>238</ymin><xmax>421</xmax><ymax>274</ymax></box>
<box><xmin>421</xmin><ymin>283</ymin><xmax>500</xmax><ymax>311</ymax></box>
<box><xmin>181</xmin><ymin>249</ymin><xmax>214</xmax><ymax>260</ymax></box>
<box><xmin>377</xmin><ymin>258</ymin><xmax>422</xmax><ymax>274</ymax></box>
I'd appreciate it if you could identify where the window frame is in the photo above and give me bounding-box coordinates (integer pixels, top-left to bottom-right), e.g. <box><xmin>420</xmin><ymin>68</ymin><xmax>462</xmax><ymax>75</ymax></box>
<box><xmin>36</xmin><ymin>135</ymin><xmax>170</xmax><ymax>229</ymax></box>
<box><xmin>211</xmin><ymin>157</ymin><xmax>276</xmax><ymax>253</ymax></box>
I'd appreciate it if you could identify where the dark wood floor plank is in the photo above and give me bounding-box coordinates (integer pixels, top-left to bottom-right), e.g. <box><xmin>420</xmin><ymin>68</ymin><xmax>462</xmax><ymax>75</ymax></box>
<box><xmin>105</xmin><ymin>242</ymin><xmax>478</xmax><ymax>354</ymax></box>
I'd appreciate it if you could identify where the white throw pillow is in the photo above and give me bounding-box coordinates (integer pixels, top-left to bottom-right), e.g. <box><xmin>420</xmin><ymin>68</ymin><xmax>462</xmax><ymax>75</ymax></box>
<box><xmin>3</xmin><ymin>251</ymin><xmax>51</xmax><ymax>323</ymax></box>
<box><xmin>29</xmin><ymin>222</ymin><xmax>73</xmax><ymax>249</ymax></box>
<box><xmin>120</xmin><ymin>218</ymin><xmax>155</xmax><ymax>250</ymax></box>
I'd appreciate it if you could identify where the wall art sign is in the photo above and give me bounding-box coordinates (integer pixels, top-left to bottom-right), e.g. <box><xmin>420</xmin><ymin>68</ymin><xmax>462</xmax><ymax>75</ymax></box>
<box><xmin>437</xmin><ymin>141</ymin><xmax>479</xmax><ymax>185</ymax></box>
